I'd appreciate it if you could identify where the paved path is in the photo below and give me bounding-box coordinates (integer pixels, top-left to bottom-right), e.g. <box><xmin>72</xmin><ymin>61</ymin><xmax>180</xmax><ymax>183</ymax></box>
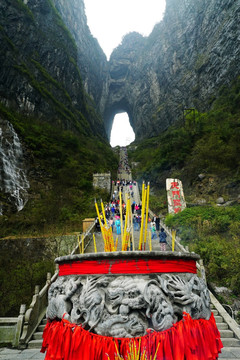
<box><xmin>0</xmin><ymin>347</ymin><xmax>45</xmax><ymax>359</ymax></box>
<box><xmin>219</xmin><ymin>347</ymin><xmax>240</xmax><ymax>359</ymax></box>
<box><xmin>1</xmin><ymin>344</ymin><xmax>240</xmax><ymax>359</ymax></box>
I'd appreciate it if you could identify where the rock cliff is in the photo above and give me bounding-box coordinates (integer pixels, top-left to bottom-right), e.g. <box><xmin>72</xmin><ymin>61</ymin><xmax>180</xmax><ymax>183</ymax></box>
<box><xmin>0</xmin><ymin>0</ymin><xmax>107</xmax><ymax>138</ymax></box>
<box><xmin>103</xmin><ymin>0</ymin><xmax>240</xmax><ymax>139</ymax></box>
<box><xmin>0</xmin><ymin>0</ymin><xmax>239</xmax><ymax>141</ymax></box>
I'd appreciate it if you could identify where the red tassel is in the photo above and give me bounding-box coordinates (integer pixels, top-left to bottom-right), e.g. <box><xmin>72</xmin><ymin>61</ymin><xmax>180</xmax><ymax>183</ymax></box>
<box><xmin>171</xmin><ymin>321</ymin><xmax>185</xmax><ymax>360</ymax></box>
<box><xmin>41</xmin><ymin>312</ymin><xmax>223</xmax><ymax>360</ymax></box>
<box><xmin>41</xmin><ymin>321</ymin><xmax>51</xmax><ymax>353</ymax></box>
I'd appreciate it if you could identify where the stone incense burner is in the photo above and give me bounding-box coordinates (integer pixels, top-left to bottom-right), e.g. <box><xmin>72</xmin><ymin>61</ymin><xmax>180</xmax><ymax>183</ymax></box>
<box><xmin>46</xmin><ymin>251</ymin><xmax>211</xmax><ymax>338</ymax></box>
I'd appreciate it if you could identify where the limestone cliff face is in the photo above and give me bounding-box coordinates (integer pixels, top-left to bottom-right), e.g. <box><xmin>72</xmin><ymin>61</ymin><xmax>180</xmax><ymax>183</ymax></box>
<box><xmin>0</xmin><ymin>0</ymin><xmax>239</xmax><ymax>141</ymax></box>
<box><xmin>0</xmin><ymin>0</ymin><xmax>107</xmax><ymax>137</ymax></box>
<box><xmin>103</xmin><ymin>0</ymin><xmax>240</xmax><ymax>139</ymax></box>
<box><xmin>52</xmin><ymin>0</ymin><xmax>108</xmax><ymax>109</ymax></box>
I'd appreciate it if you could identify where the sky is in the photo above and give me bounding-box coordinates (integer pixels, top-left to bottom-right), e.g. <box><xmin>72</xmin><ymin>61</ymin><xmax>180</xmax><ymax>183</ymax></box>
<box><xmin>84</xmin><ymin>0</ymin><xmax>166</xmax><ymax>147</ymax></box>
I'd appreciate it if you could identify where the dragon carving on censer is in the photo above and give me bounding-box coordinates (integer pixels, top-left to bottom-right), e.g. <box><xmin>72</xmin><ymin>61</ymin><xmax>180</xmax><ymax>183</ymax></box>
<box><xmin>46</xmin><ymin>273</ymin><xmax>211</xmax><ymax>338</ymax></box>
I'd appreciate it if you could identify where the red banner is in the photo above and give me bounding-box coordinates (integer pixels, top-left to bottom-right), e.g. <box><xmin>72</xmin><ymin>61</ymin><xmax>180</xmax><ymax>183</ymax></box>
<box><xmin>58</xmin><ymin>258</ymin><xmax>197</xmax><ymax>276</ymax></box>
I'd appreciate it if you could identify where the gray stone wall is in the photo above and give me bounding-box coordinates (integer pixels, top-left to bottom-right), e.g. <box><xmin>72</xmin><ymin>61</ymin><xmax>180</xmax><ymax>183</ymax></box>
<box><xmin>93</xmin><ymin>173</ymin><xmax>111</xmax><ymax>194</ymax></box>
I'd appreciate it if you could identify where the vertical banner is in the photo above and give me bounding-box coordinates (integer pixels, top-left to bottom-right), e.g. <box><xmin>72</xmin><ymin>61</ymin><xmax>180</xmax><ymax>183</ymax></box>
<box><xmin>166</xmin><ymin>178</ymin><xmax>186</xmax><ymax>214</ymax></box>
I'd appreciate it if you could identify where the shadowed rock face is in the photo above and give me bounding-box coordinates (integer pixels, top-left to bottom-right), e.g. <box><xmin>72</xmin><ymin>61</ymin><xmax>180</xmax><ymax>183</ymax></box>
<box><xmin>0</xmin><ymin>0</ymin><xmax>107</xmax><ymax>138</ymax></box>
<box><xmin>102</xmin><ymin>32</ymin><xmax>145</xmax><ymax>139</ymax></box>
<box><xmin>0</xmin><ymin>0</ymin><xmax>239</xmax><ymax>141</ymax></box>
<box><xmin>102</xmin><ymin>0</ymin><xmax>240</xmax><ymax>140</ymax></box>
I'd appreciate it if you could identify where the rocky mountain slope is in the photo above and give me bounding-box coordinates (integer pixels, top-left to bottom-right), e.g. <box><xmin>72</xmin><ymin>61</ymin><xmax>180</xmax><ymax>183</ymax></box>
<box><xmin>103</xmin><ymin>0</ymin><xmax>240</xmax><ymax>139</ymax></box>
<box><xmin>1</xmin><ymin>0</ymin><xmax>239</xmax><ymax>140</ymax></box>
<box><xmin>0</xmin><ymin>0</ymin><xmax>239</xmax><ymax>221</ymax></box>
<box><xmin>0</xmin><ymin>0</ymin><xmax>116</xmax><ymax>219</ymax></box>
<box><xmin>0</xmin><ymin>0</ymin><xmax>107</xmax><ymax>137</ymax></box>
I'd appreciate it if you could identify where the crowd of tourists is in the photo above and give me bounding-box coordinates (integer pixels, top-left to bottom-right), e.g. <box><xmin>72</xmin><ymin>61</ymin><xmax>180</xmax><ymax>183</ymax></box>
<box><xmin>95</xmin><ymin>146</ymin><xmax>168</xmax><ymax>250</ymax></box>
<box><xmin>117</xmin><ymin>147</ymin><xmax>131</xmax><ymax>177</ymax></box>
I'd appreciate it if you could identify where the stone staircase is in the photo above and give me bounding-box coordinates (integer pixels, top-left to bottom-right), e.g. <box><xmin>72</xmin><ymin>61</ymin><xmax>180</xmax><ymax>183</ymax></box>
<box><xmin>25</xmin><ymin>173</ymin><xmax>240</xmax><ymax>357</ymax></box>
<box><xmin>27</xmin><ymin>317</ymin><xmax>47</xmax><ymax>349</ymax></box>
<box><xmin>212</xmin><ymin>306</ymin><xmax>240</xmax><ymax>359</ymax></box>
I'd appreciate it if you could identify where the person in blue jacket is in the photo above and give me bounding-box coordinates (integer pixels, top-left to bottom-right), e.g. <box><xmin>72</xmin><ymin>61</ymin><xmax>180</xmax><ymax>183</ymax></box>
<box><xmin>159</xmin><ymin>228</ymin><xmax>167</xmax><ymax>251</ymax></box>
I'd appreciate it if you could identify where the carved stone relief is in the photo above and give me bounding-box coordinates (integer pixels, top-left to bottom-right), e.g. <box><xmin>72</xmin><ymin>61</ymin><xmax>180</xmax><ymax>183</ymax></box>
<box><xmin>46</xmin><ymin>273</ymin><xmax>211</xmax><ymax>338</ymax></box>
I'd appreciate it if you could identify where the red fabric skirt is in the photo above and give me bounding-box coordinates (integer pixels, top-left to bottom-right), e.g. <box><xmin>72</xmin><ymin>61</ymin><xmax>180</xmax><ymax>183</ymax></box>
<box><xmin>41</xmin><ymin>312</ymin><xmax>223</xmax><ymax>360</ymax></box>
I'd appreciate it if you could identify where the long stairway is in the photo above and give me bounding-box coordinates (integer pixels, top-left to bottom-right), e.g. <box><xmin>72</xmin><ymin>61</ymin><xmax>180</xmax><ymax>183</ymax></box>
<box><xmin>26</xmin><ymin>147</ymin><xmax>240</xmax><ymax>358</ymax></box>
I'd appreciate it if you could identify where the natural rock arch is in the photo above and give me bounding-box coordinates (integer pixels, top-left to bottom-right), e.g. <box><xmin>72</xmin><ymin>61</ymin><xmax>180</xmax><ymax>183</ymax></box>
<box><xmin>100</xmin><ymin>1</ymin><xmax>240</xmax><ymax>142</ymax></box>
<box><xmin>103</xmin><ymin>99</ymin><xmax>134</xmax><ymax>141</ymax></box>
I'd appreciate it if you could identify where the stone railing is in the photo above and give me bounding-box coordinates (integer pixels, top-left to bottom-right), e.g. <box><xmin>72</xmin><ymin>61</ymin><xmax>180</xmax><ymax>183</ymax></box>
<box><xmin>19</xmin><ymin>223</ymin><xmax>97</xmax><ymax>348</ymax></box>
<box><xmin>19</xmin><ymin>271</ymin><xmax>57</xmax><ymax>348</ymax></box>
<box><xmin>0</xmin><ymin>222</ymin><xmax>97</xmax><ymax>349</ymax></box>
<box><xmin>0</xmin><ymin>304</ymin><xmax>26</xmax><ymax>348</ymax></box>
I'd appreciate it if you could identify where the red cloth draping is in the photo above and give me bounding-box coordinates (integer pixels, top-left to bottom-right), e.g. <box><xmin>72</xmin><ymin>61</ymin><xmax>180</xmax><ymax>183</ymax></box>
<box><xmin>58</xmin><ymin>259</ymin><xmax>197</xmax><ymax>276</ymax></box>
<box><xmin>41</xmin><ymin>312</ymin><xmax>223</xmax><ymax>360</ymax></box>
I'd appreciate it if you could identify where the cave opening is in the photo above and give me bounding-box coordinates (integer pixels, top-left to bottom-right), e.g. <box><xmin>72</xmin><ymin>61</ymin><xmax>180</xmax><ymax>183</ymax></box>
<box><xmin>110</xmin><ymin>113</ymin><xmax>135</xmax><ymax>148</ymax></box>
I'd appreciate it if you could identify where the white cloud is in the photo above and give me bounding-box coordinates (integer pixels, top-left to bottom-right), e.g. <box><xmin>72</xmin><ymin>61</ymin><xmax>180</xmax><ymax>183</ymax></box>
<box><xmin>84</xmin><ymin>0</ymin><xmax>166</xmax><ymax>59</ymax></box>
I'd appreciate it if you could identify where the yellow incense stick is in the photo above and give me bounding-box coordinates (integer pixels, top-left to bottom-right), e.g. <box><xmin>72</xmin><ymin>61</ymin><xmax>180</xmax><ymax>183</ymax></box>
<box><xmin>139</xmin><ymin>183</ymin><xmax>146</xmax><ymax>250</ymax></box>
<box><xmin>95</xmin><ymin>200</ymin><xmax>107</xmax><ymax>251</ymax></box>
<box><xmin>101</xmin><ymin>199</ymin><xmax>107</xmax><ymax>227</ymax></box>
<box><xmin>143</xmin><ymin>183</ymin><xmax>150</xmax><ymax>250</ymax></box>
<box><xmin>122</xmin><ymin>195</ymin><xmax>129</xmax><ymax>250</ymax></box>
<box><xmin>81</xmin><ymin>234</ymin><xmax>84</xmax><ymax>254</ymax></box>
<box><xmin>130</xmin><ymin>203</ymin><xmax>135</xmax><ymax>250</ymax></box>
<box><xmin>119</xmin><ymin>191</ymin><xmax>123</xmax><ymax>248</ymax></box>
<box><xmin>137</xmin><ymin>338</ymin><xmax>141</xmax><ymax>360</ymax></box>
<box><xmin>77</xmin><ymin>235</ymin><xmax>81</xmax><ymax>254</ymax></box>
<box><xmin>93</xmin><ymin>233</ymin><xmax>97</xmax><ymax>253</ymax></box>
<box><xmin>172</xmin><ymin>230</ymin><xmax>176</xmax><ymax>252</ymax></box>
<box><xmin>149</xmin><ymin>231</ymin><xmax>152</xmax><ymax>251</ymax></box>
<box><xmin>153</xmin><ymin>343</ymin><xmax>160</xmax><ymax>360</ymax></box>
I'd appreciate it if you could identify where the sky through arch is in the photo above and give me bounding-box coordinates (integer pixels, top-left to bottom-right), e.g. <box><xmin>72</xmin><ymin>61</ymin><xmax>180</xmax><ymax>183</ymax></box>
<box><xmin>110</xmin><ymin>113</ymin><xmax>135</xmax><ymax>147</ymax></box>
